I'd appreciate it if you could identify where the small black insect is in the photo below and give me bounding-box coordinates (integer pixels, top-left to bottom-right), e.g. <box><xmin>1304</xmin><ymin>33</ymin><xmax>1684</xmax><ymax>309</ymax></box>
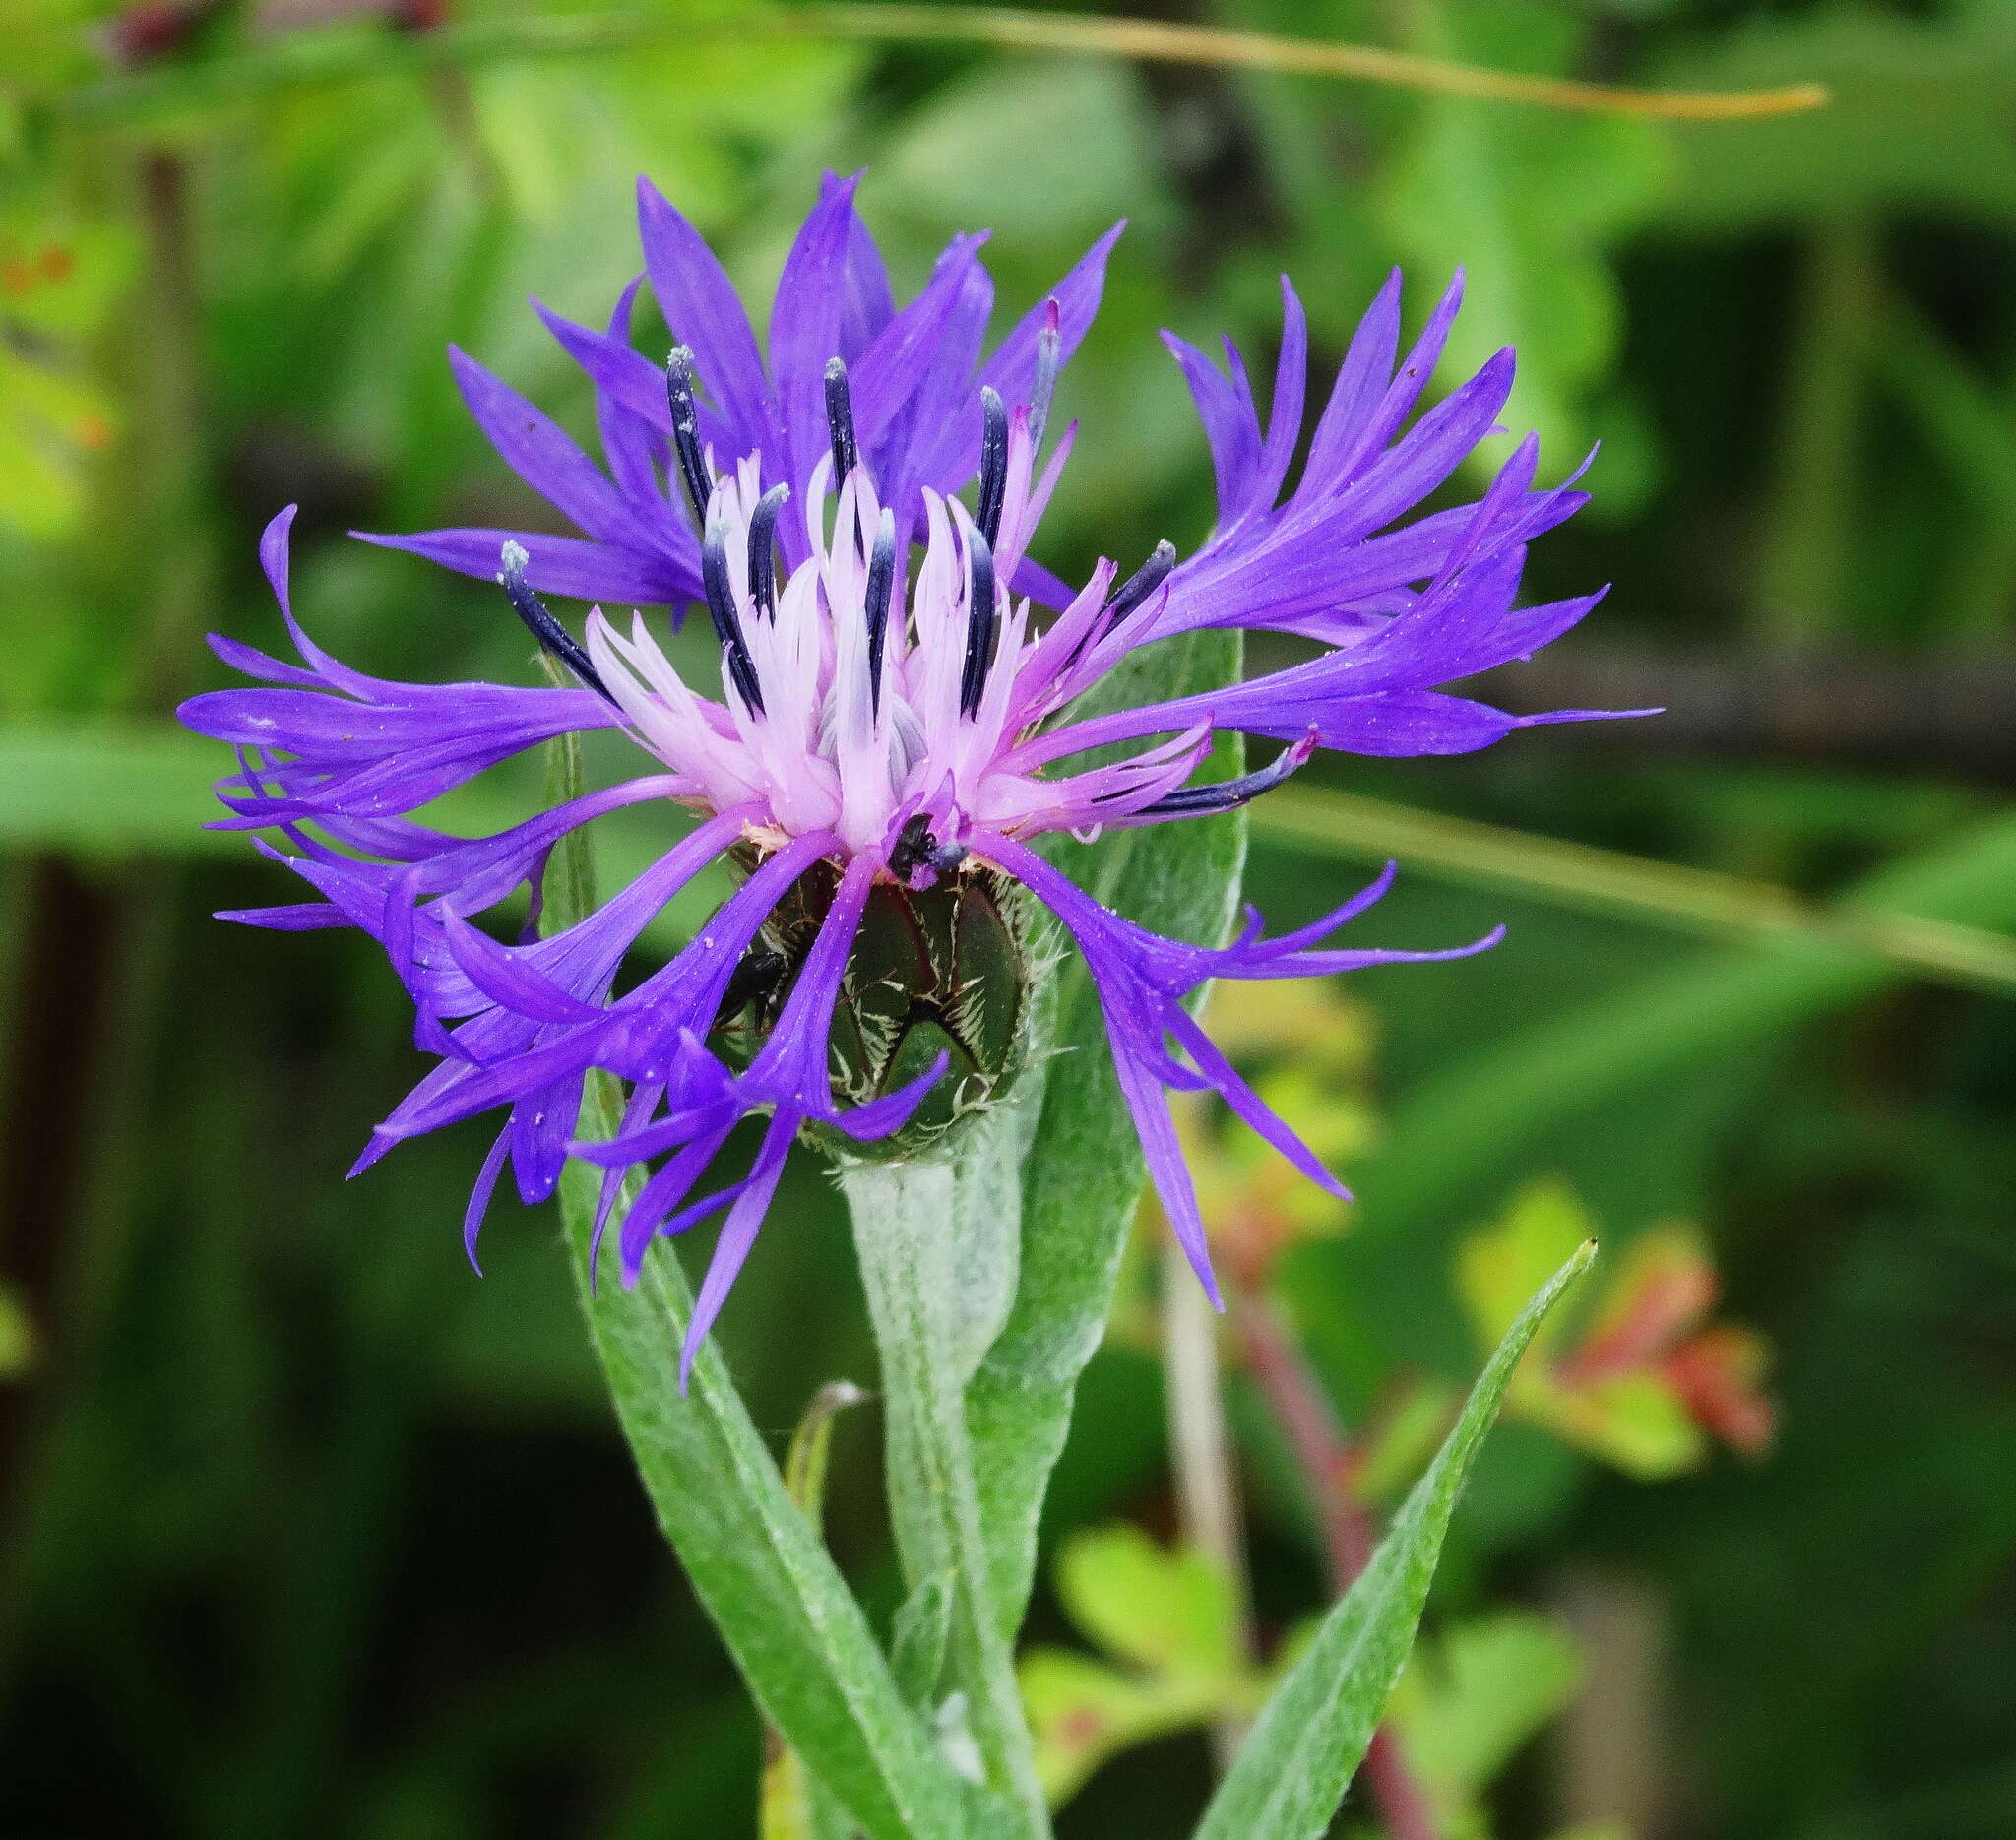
<box><xmin>888</xmin><ymin>813</ymin><xmax>969</xmax><ymax>884</ymax></box>
<box><xmin>710</xmin><ymin>948</ymin><xmax>790</xmax><ymax>1035</ymax></box>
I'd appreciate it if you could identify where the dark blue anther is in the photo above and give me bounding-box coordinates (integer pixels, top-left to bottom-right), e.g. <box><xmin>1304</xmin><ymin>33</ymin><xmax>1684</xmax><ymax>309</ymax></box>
<box><xmin>864</xmin><ymin>506</ymin><xmax>897</xmax><ymax>714</ymax></box>
<box><xmin>1104</xmin><ymin>539</ymin><xmax>1177</xmax><ymax>626</ymax></box>
<box><xmin>823</xmin><ymin>355</ymin><xmax>857</xmax><ymax>485</ymax></box>
<box><xmin>1136</xmin><ymin>734</ymin><xmax>1314</xmax><ymax>818</ymax></box>
<box><xmin>498</xmin><ymin>542</ymin><xmax>613</xmax><ymax>703</ymax></box>
<box><xmin>664</xmin><ymin>346</ymin><xmax>714</xmax><ymax>524</ymax></box>
<box><xmin>747</xmin><ymin>483</ymin><xmax>789</xmax><ymax>621</ymax></box>
<box><xmin>976</xmin><ymin>385</ymin><xmax>1009</xmax><ymax>547</ymax></box>
<box><xmin>959</xmin><ymin>522</ymin><xmax>998</xmax><ymax>719</ymax></box>
<box><xmin>1060</xmin><ymin>538</ymin><xmax>1180</xmax><ymax>677</ymax></box>
<box><xmin>701</xmin><ymin>517</ymin><xmax>764</xmax><ymax>713</ymax></box>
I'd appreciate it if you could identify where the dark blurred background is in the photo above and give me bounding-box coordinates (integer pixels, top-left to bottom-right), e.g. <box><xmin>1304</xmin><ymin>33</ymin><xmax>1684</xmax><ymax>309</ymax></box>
<box><xmin>3</xmin><ymin>1</ymin><xmax>2014</xmax><ymax>1835</ymax></box>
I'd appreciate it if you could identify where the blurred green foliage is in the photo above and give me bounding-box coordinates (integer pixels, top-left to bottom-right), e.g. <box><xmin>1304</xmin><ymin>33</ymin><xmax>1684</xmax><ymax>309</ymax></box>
<box><xmin>2</xmin><ymin>1</ymin><xmax>2014</xmax><ymax>1836</ymax></box>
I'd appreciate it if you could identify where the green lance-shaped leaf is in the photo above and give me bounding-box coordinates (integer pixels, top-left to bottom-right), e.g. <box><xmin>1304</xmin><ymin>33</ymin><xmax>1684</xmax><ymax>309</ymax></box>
<box><xmin>1194</xmin><ymin>1242</ymin><xmax>1597</xmax><ymax>1840</ymax></box>
<box><xmin>541</xmin><ymin>731</ymin><xmax>968</xmax><ymax>1840</ymax></box>
<box><xmin>965</xmin><ymin>625</ymin><xmax>1247</xmax><ymax>1636</ymax></box>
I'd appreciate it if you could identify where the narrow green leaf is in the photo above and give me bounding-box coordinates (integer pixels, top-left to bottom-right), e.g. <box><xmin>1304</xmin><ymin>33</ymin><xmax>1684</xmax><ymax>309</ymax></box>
<box><xmin>965</xmin><ymin>626</ymin><xmax>1246</xmax><ymax>1636</ymax></box>
<box><xmin>543</xmin><ymin>744</ymin><xmax>966</xmax><ymax>1840</ymax></box>
<box><xmin>782</xmin><ymin>1380</ymin><xmax>869</xmax><ymax>1529</ymax></box>
<box><xmin>1195</xmin><ymin>1243</ymin><xmax>1597</xmax><ymax>1840</ymax></box>
<box><xmin>0</xmin><ymin>723</ymin><xmax>236</xmax><ymax>854</ymax></box>
<box><xmin>567</xmin><ymin>1122</ymin><xmax>961</xmax><ymax>1840</ymax></box>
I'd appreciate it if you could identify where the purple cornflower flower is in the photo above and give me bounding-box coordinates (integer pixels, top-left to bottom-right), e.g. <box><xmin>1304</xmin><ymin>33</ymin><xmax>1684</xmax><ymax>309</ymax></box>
<box><xmin>181</xmin><ymin>174</ymin><xmax>1624</xmax><ymax>1377</ymax></box>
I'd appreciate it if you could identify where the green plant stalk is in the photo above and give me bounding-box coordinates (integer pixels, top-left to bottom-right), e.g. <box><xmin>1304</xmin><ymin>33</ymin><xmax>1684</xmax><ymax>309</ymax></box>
<box><xmin>1251</xmin><ymin>784</ymin><xmax>2016</xmax><ymax>999</ymax></box>
<box><xmin>541</xmin><ymin>730</ymin><xmax>971</xmax><ymax>1840</ymax></box>
<box><xmin>1159</xmin><ymin>1232</ymin><xmax>1254</xmax><ymax>1776</ymax></box>
<box><xmin>843</xmin><ymin>1157</ymin><xmax>1051</xmax><ymax>1836</ymax></box>
<box><xmin>1871</xmin><ymin>292</ymin><xmax>2016</xmax><ymax>649</ymax></box>
<box><xmin>1755</xmin><ymin>214</ymin><xmax>1876</xmax><ymax>649</ymax></box>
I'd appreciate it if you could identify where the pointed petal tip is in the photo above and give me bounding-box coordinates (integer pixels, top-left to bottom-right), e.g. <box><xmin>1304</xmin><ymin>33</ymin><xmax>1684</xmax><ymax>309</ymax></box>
<box><xmin>346</xmin><ymin>1134</ymin><xmax>393</xmax><ymax>1179</ymax></box>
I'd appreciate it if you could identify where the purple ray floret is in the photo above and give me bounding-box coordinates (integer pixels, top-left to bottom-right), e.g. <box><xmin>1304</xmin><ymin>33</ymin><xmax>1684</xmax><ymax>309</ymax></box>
<box><xmin>180</xmin><ymin>175</ymin><xmax>1639</xmax><ymax>1373</ymax></box>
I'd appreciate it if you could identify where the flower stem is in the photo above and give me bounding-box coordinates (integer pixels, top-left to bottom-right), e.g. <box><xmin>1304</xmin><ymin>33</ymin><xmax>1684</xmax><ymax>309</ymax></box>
<box><xmin>1236</xmin><ymin>1287</ymin><xmax>1440</xmax><ymax>1840</ymax></box>
<box><xmin>842</xmin><ymin>1158</ymin><xmax>1050</xmax><ymax>1837</ymax></box>
<box><xmin>1159</xmin><ymin>1234</ymin><xmax>1255</xmax><ymax>1773</ymax></box>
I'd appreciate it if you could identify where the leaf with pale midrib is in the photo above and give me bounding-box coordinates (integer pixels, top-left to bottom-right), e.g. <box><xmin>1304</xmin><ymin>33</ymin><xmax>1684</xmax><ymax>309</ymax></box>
<box><xmin>964</xmin><ymin>624</ymin><xmax>1247</xmax><ymax>1634</ymax></box>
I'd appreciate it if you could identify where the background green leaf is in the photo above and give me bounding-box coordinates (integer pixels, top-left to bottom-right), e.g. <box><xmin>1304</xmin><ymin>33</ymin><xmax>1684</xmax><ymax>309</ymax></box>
<box><xmin>1388</xmin><ymin>1610</ymin><xmax>1585</xmax><ymax>1838</ymax></box>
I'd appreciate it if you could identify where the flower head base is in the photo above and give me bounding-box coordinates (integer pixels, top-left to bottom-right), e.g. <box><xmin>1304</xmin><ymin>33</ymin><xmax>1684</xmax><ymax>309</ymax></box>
<box><xmin>181</xmin><ymin>173</ymin><xmax>1637</xmax><ymax>1377</ymax></box>
<box><xmin>738</xmin><ymin>850</ymin><xmax>1037</xmax><ymax>1152</ymax></box>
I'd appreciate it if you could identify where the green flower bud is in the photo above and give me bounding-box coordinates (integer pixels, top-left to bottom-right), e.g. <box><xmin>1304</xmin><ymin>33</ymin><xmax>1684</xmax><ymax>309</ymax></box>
<box><xmin>716</xmin><ymin>848</ymin><xmax>1038</xmax><ymax>1158</ymax></box>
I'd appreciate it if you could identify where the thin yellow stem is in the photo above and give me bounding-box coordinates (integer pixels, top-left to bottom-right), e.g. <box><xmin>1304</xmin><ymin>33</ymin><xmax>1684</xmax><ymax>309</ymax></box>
<box><xmin>54</xmin><ymin>4</ymin><xmax>1831</xmax><ymax>125</ymax></box>
<box><xmin>785</xmin><ymin>4</ymin><xmax>1831</xmax><ymax>119</ymax></box>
